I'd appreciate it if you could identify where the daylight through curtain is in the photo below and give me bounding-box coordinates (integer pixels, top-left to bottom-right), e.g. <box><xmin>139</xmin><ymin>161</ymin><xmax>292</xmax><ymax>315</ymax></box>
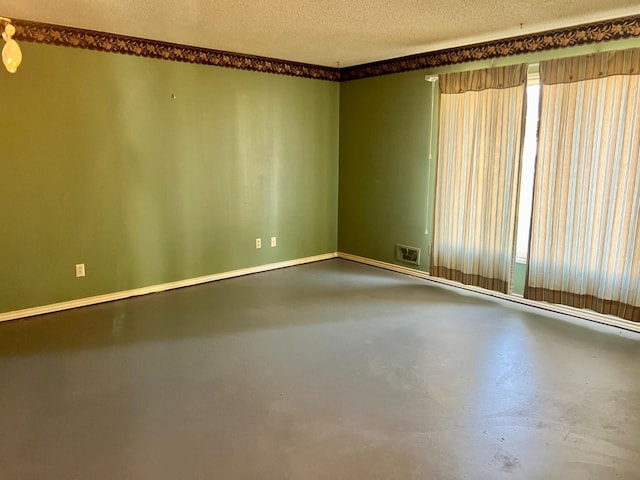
<box><xmin>525</xmin><ymin>49</ymin><xmax>640</xmax><ymax>322</ymax></box>
<box><xmin>431</xmin><ymin>65</ymin><xmax>527</xmax><ymax>293</ymax></box>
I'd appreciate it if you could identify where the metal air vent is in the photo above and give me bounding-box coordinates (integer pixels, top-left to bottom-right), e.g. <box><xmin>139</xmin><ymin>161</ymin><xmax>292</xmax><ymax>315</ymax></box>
<box><xmin>396</xmin><ymin>244</ymin><xmax>421</xmax><ymax>266</ymax></box>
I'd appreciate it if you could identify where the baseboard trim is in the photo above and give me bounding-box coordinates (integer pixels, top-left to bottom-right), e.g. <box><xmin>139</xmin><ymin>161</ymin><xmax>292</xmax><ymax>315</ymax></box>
<box><xmin>0</xmin><ymin>253</ymin><xmax>338</xmax><ymax>323</ymax></box>
<box><xmin>5</xmin><ymin>252</ymin><xmax>637</xmax><ymax>333</ymax></box>
<box><xmin>338</xmin><ymin>252</ymin><xmax>432</xmax><ymax>280</ymax></box>
<box><xmin>337</xmin><ymin>252</ymin><xmax>640</xmax><ymax>334</ymax></box>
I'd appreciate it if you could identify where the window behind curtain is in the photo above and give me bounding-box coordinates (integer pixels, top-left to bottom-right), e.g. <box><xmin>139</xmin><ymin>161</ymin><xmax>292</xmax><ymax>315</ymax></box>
<box><xmin>525</xmin><ymin>49</ymin><xmax>640</xmax><ymax>322</ymax></box>
<box><xmin>431</xmin><ymin>65</ymin><xmax>527</xmax><ymax>294</ymax></box>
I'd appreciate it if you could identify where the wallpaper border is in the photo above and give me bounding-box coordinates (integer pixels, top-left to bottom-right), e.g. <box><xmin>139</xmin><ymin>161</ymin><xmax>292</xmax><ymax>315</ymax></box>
<box><xmin>13</xmin><ymin>19</ymin><xmax>341</xmax><ymax>81</ymax></box>
<box><xmin>342</xmin><ymin>15</ymin><xmax>640</xmax><ymax>80</ymax></box>
<box><xmin>10</xmin><ymin>15</ymin><xmax>640</xmax><ymax>82</ymax></box>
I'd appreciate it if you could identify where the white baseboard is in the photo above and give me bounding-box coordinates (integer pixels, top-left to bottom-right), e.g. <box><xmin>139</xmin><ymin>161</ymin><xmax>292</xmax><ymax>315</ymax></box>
<box><xmin>337</xmin><ymin>252</ymin><xmax>640</xmax><ymax>334</ymax></box>
<box><xmin>0</xmin><ymin>253</ymin><xmax>337</xmax><ymax>323</ymax></box>
<box><xmin>338</xmin><ymin>252</ymin><xmax>432</xmax><ymax>280</ymax></box>
<box><xmin>4</xmin><ymin>251</ymin><xmax>638</xmax><ymax>334</ymax></box>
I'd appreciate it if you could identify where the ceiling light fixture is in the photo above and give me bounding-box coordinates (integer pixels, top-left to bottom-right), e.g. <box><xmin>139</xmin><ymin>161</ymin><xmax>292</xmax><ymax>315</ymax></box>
<box><xmin>1</xmin><ymin>17</ymin><xmax>21</xmax><ymax>73</ymax></box>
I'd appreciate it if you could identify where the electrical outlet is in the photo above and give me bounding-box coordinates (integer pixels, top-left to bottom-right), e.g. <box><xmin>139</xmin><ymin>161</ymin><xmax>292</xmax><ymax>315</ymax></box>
<box><xmin>75</xmin><ymin>263</ymin><xmax>86</xmax><ymax>278</ymax></box>
<box><xmin>271</xmin><ymin>236</ymin><xmax>277</xmax><ymax>247</ymax></box>
<box><xmin>256</xmin><ymin>238</ymin><xmax>262</xmax><ymax>249</ymax></box>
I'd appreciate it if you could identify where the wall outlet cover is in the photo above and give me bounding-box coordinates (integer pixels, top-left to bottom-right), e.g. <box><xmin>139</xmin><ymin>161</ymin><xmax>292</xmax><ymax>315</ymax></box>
<box><xmin>75</xmin><ymin>263</ymin><xmax>86</xmax><ymax>277</ymax></box>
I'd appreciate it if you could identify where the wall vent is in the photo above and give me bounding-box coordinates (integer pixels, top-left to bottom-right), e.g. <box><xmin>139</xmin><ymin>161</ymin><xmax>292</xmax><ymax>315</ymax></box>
<box><xmin>395</xmin><ymin>244</ymin><xmax>421</xmax><ymax>266</ymax></box>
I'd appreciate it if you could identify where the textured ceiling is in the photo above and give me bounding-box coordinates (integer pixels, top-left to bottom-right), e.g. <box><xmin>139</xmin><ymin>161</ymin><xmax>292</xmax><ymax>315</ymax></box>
<box><xmin>1</xmin><ymin>1</ymin><xmax>640</xmax><ymax>67</ymax></box>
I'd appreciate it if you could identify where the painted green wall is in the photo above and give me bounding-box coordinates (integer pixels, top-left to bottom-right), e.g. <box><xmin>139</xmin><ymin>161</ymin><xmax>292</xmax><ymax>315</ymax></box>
<box><xmin>338</xmin><ymin>38</ymin><xmax>640</xmax><ymax>291</ymax></box>
<box><xmin>4</xmin><ymin>36</ymin><xmax>640</xmax><ymax>314</ymax></box>
<box><xmin>0</xmin><ymin>43</ymin><xmax>339</xmax><ymax>313</ymax></box>
<box><xmin>338</xmin><ymin>70</ymin><xmax>436</xmax><ymax>271</ymax></box>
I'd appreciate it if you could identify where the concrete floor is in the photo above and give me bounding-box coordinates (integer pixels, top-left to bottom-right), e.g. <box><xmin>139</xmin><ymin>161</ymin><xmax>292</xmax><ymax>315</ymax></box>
<box><xmin>1</xmin><ymin>259</ymin><xmax>639</xmax><ymax>479</ymax></box>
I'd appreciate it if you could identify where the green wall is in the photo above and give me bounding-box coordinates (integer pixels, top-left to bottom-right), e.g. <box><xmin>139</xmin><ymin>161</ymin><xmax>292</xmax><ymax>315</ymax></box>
<box><xmin>338</xmin><ymin>70</ymin><xmax>436</xmax><ymax>271</ymax></box>
<box><xmin>4</xmin><ymin>36</ymin><xmax>640</xmax><ymax>315</ymax></box>
<box><xmin>338</xmin><ymin>38</ymin><xmax>640</xmax><ymax>291</ymax></box>
<box><xmin>0</xmin><ymin>43</ymin><xmax>339</xmax><ymax>313</ymax></box>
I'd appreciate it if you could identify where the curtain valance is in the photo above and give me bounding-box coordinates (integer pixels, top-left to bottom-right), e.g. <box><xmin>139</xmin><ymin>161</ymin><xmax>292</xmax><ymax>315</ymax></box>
<box><xmin>439</xmin><ymin>64</ymin><xmax>527</xmax><ymax>94</ymax></box>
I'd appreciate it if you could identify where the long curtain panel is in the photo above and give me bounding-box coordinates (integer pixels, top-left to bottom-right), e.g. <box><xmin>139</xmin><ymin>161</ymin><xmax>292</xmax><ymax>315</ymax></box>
<box><xmin>525</xmin><ymin>49</ymin><xmax>640</xmax><ymax>322</ymax></box>
<box><xmin>431</xmin><ymin>65</ymin><xmax>527</xmax><ymax>293</ymax></box>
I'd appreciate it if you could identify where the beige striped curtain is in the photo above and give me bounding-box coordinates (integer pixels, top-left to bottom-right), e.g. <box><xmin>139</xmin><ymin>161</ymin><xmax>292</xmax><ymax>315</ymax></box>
<box><xmin>431</xmin><ymin>65</ymin><xmax>527</xmax><ymax>293</ymax></box>
<box><xmin>525</xmin><ymin>49</ymin><xmax>640</xmax><ymax>322</ymax></box>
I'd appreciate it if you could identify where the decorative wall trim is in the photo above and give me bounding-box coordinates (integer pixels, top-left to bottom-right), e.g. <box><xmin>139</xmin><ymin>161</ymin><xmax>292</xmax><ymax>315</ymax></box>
<box><xmin>13</xmin><ymin>18</ymin><xmax>341</xmax><ymax>81</ymax></box>
<box><xmin>337</xmin><ymin>252</ymin><xmax>640</xmax><ymax>333</ymax></box>
<box><xmin>10</xmin><ymin>15</ymin><xmax>640</xmax><ymax>82</ymax></box>
<box><xmin>0</xmin><ymin>253</ymin><xmax>337</xmax><ymax>323</ymax></box>
<box><xmin>341</xmin><ymin>15</ymin><xmax>640</xmax><ymax>81</ymax></box>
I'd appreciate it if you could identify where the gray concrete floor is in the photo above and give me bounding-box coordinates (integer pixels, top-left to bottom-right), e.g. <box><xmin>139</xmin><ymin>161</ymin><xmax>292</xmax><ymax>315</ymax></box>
<box><xmin>1</xmin><ymin>259</ymin><xmax>639</xmax><ymax>479</ymax></box>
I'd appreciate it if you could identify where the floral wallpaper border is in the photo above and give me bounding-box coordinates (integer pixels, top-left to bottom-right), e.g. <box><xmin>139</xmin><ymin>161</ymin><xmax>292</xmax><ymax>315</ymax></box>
<box><xmin>341</xmin><ymin>15</ymin><xmax>640</xmax><ymax>81</ymax></box>
<box><xmin>11</xmin><ymin>15</ymin><xmax>640</xmax><ymax>82</ymax></box>
<box><xmin>13</xmin><ymin>19</ymin><xmax>340</xmax><ymax>81</ymax></box>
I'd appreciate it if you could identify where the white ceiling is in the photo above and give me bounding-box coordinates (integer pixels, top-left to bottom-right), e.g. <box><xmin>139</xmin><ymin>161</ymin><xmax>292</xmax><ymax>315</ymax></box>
<box><xmin>2</xmin><ymin>0</ymin><xmax>640</xmax><ymax>67</ymax></box>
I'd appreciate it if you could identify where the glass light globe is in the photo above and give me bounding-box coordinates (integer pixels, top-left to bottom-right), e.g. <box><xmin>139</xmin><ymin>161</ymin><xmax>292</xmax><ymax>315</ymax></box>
<box><xmin>2</xmin><ymin>38</ymin><xmax>21</xmax><ymax>73</ymax></box>
<box><xmin>2</xmin><ymin>23</ymin><xmax>21</xmax><ymax>73</ymax></box>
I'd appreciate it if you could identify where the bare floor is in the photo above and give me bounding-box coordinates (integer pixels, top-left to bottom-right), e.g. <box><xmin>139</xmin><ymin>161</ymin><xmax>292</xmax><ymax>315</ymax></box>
<box><xmin>1</xmin><ymin>259</ymin><xmax>639</xmax><ymax>479</ymax></box>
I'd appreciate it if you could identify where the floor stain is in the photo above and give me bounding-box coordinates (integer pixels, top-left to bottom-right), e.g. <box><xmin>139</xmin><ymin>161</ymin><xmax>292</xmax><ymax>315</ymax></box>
<box><xmin>492</xmin><ymin>450</ymin><xmax>522</xmax><ymax>473</ymax></box>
